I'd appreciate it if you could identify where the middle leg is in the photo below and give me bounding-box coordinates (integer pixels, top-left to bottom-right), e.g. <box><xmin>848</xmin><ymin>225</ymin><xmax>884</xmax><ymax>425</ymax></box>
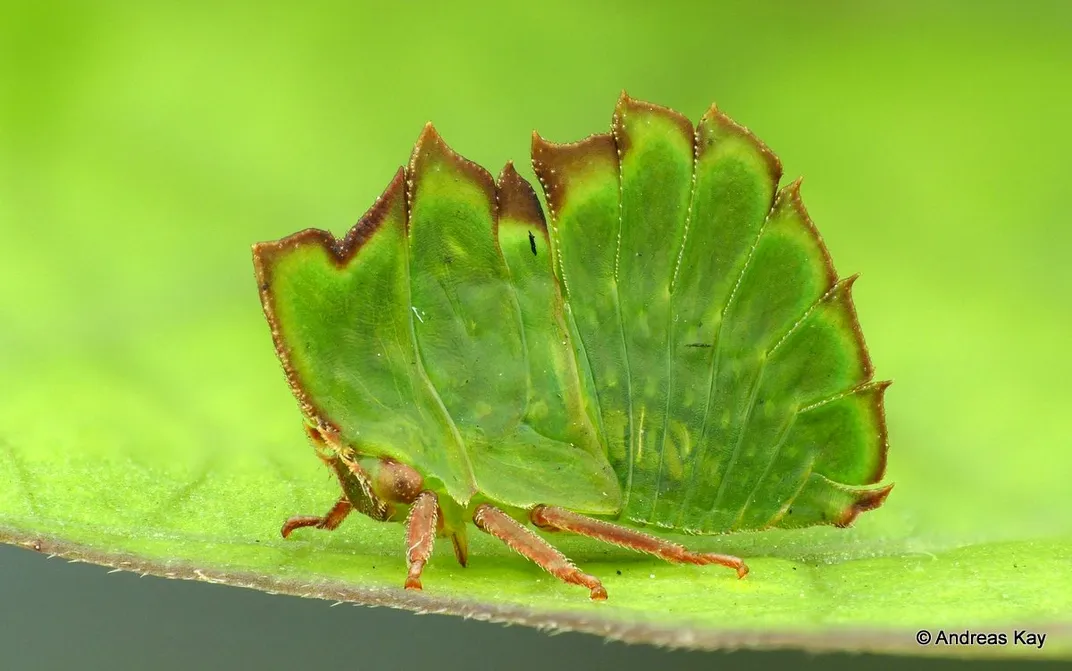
<box><xmin>473</xmin><ymin>503</ymin><xmax>607</xmax><ymax>600</ymax></box>
<box><xmin>403</xmin><ymin>490</ymin><xmax>440</xmax><ymax>591</ymax></box>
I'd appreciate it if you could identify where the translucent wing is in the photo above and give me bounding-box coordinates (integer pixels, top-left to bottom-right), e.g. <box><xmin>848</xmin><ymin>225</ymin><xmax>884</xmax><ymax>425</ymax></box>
<box><xmin>532</xmin><ymin>95</ymin><xmax>891</xmax><ymax>532</ymax></box>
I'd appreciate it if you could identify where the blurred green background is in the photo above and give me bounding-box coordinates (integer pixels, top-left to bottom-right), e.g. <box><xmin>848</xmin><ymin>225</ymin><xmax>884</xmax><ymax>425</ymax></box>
<box><xmin>2</xmin><ymin>0</ymin><xmax>1070</xmax><ymax>668</ymax></box>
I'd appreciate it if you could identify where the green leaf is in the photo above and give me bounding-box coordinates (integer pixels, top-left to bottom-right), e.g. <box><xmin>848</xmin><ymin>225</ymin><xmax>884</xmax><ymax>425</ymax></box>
<box><xmin>3</xmin><ymin>5</ymin><xmax>1071</xmax><ymax>656</ymax></box>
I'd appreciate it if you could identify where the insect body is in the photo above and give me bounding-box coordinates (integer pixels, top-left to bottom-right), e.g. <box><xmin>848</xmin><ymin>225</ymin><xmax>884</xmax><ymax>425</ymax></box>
<box><xmin>253</xmin><ymin>95</ymin><xmax>892</xmax><ymax>599</ymax></box>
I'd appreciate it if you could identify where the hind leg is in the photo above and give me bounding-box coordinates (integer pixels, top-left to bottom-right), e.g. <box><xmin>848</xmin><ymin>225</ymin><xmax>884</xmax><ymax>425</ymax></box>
<box><xmin>531</xmin><ymin>505</ymin><xmax>748</xmax><ymax>578</ymax></box>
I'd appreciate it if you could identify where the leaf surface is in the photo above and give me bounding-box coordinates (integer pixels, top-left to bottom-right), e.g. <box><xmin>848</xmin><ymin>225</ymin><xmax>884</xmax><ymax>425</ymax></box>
<box><xmin>2</xmin><ymin>24</ymin><xmax>1071</xmax><ymax>654</ymax></box>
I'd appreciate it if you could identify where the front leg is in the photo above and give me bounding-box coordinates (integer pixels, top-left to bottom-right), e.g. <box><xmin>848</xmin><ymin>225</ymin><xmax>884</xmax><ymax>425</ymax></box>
<box><xmin>278</xmin><ymin>452</ymin><xmax>390</xmax><ymax>540</ymax></box>
<box><xmin>403</xmin><ymin>490</ymin><xmax>440</xmax><ymax>591</ymax></box>
<box><xmin>281</xmin><ymin>497</ymin><xmax>352</xmax><ymax>538</ymax></box>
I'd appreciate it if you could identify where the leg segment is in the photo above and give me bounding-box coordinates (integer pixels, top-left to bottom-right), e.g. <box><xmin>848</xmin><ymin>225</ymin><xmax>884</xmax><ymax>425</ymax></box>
<box><xmin>404</xmin><ymin>491</ymin><xmax>440</xmax><ymax>591</ymax></box>
<box><xmin>531</xmin><ymin>505</ymin><xmax>748</xmax><ymax>579</ymax></box>
<box><xmin>473</xmin><ymin>503</ymin><xmax>607</xmax><ymax>600</ymax></box>
<box><xmin>450</xmin><ymin>531</ymin><xmax>469</xmax><ymax>568</ymax></box>
<box><xmin>281</xmin><ymin>497</ymin><xmax>353</xmax><ymax>538</ymax></box>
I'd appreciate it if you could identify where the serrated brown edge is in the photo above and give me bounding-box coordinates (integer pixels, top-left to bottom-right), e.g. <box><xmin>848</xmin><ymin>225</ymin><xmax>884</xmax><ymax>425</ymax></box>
<box><xmin>776</xmin><ymin>178</ymin><xmax>839</xmax><ymax>290</ymax></box>
<box><xmin>833</xmin><ymin>275</ymin><xmax>891</xmax><ymax>489</ymax></box>
<box><xmin>611</xmin><ymin>91</ymin><xmax>695</xmax><ymax>158</ymax></box>
<box><xmin>863</xmin><ymin>379</ymin><xmax>893</xmax><ymax>484</ymax></box>
<box><xmin>815</xmin><ymin>252</ymin><xmax>891</xmax><ymax>488</ymax></box>
<box><xmin>495</xmin><ymin>161</ymin><xmax>547</xmax><ymax>235</ymax></box>
<box><xmin>771</xmin><ymin>189</ymin><xmax>891</xmax><ymax>498</ymax></box>
<box><xmin>531</xmin><ymin>130</ymin><xmax>618</xmax><ymax>222</ymax></box>
<box><xmin>833</xmin><ymin>274</ymin><xmax>876</xmax><ymax>383</ymax></box>
<box><xmin>250</xmin><ymin>168</ymin><xmax>407</xmax><ymax>428</ymax></box>
<box><xmin>408</xmin><ymin>122</ymin><xmax>498</xmax><ymax>224</ymax></box>
<box><xmin>697</xmin><ymin>101</ymin><xmax>783</xmax><ymax>186</ymax></box>
<box><xmin>836</xmin><ymin>481</ymin><xmax>896</xmax><ymax>528</ymax></box>
<box><xmin>773</xmin><ymin>179</ymin><xmax>890</xmax><ymax>499</ymax></box>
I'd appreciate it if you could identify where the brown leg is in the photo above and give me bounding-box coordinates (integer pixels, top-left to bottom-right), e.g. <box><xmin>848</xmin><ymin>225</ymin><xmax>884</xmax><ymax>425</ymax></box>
<box><xmin>450</xmin><ymin>531</ymin><xmax>469</xmax><ymax>568</ymax></box>
<box><xmin>404</xmin><ymin>491</ymin><xmax>439</xmax><ymax>591</ymax></box>
<box><xmin>281</xmin><ymin>497</ymin><xmax>353</xmax><ymax>538</ymax></box>
<box><xmin>473</xmin><ymin>503</ymin><xmax>607</xmax><ymax>600</ymax></box>
<box><xmin>531</xmin><ymin>505</ymin><xmax>748</xmax><ymax>579</ymax></box>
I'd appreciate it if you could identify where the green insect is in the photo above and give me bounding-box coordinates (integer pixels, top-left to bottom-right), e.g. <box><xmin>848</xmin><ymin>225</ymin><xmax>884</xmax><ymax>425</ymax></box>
<box><xmin>252</xmin><ymin>94</ymin><xmax>891</xmax><ymax>599</ymax></box>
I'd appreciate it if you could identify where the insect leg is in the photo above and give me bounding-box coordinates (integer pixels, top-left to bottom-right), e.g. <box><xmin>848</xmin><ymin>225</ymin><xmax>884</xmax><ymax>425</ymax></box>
<box><xmin>472</xmin><ymin>503</ymin><xmax>607</xmax><ymax>600</ymax></box>
<box><xmin>404</xmin><ymin>490</ymin><xmax>440</xmax><ymax>591</ymax></box>
<box><xmin>280</xmin><ymin>497</ymin><xmax>353</xmax><ymax>538</ymax></box>
<box><xmin>531</xmin><ymin>505</ymin><xmax>748</xmax><ymax>578</ymax></box>
<box><xmin>450</xmin><ymin>531</ymin><xmax>469</xmax><ymax>567</ymax></box>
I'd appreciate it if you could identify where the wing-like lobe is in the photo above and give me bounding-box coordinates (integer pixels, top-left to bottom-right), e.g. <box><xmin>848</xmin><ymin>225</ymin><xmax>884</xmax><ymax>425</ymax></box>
<box><xmin>531</xmin><ymin>131</ymin><xmax>632</xmax><ymax>476</ymax></box>
<box><xmin>252</xmin><ymin>171</ymin><xmax>476</xmax><ymax>503</ymax></box>
<box><xmin>533</xmin><ymin>95</ymin><xmax>891</xmax><ymax>532</ymax></box>
<box><xmin>611</xmin><ymin>97</ymin><xmax>695</xmax><ymax>517</ymax></box>
<box><xmin>255</xmin><ymin>98</ymin><xmax>890</xmax><ymax>530</ymax></box>
<box><xmin>254</xmin><ymin>129</ymin><xmax>619</xmax><ymax>512</ymax></box>
<box><xmin>496</xmin><ymin>164</ymin><xmax>605</xmax><ymax>460</ymax></box>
